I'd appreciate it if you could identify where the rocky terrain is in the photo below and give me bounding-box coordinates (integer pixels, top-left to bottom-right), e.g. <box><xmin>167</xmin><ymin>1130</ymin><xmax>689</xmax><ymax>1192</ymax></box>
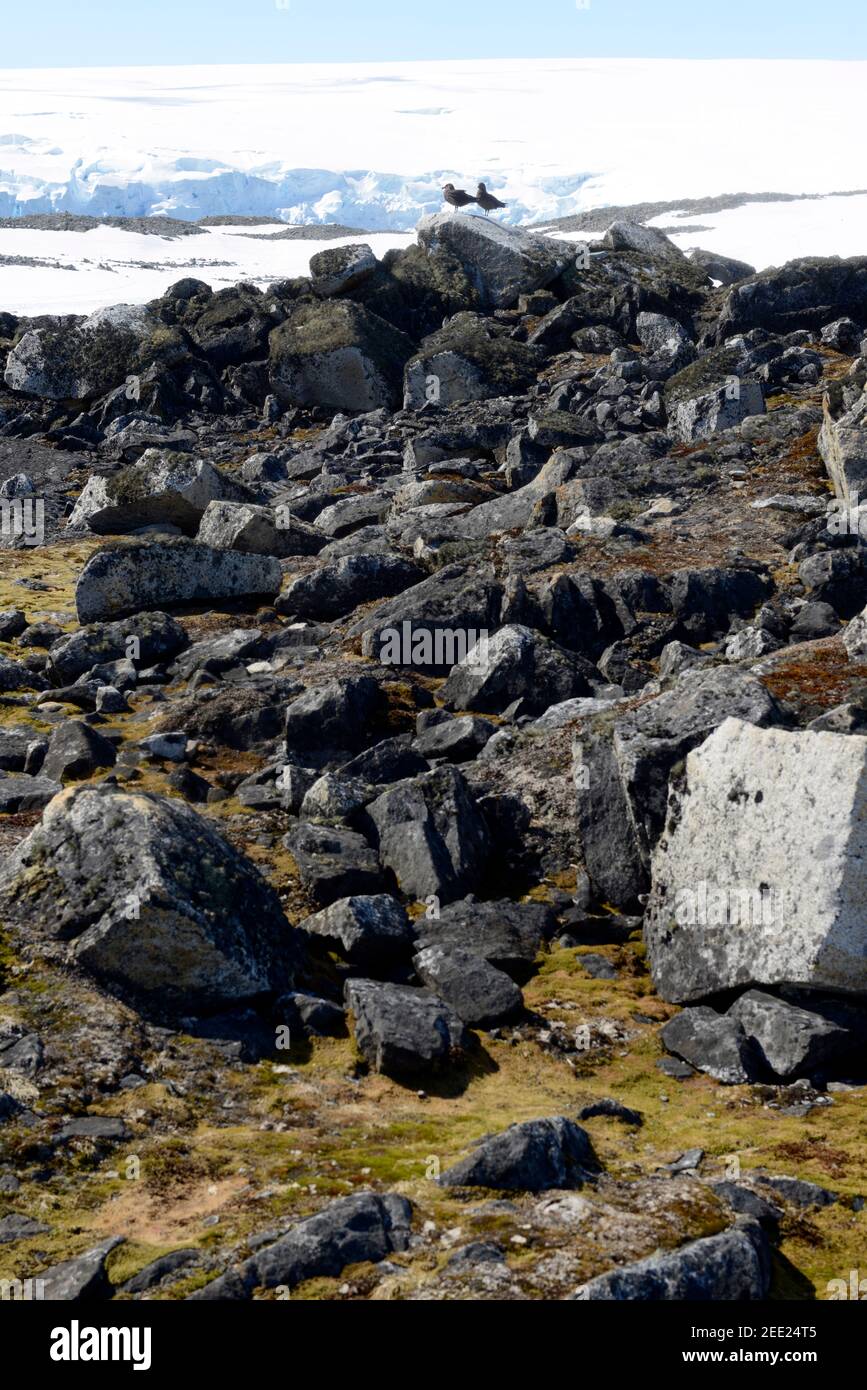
<box><xmin>0</xmin><ymin>211</ymin><xmax>866</xmax><ymax>1302</ymax></box>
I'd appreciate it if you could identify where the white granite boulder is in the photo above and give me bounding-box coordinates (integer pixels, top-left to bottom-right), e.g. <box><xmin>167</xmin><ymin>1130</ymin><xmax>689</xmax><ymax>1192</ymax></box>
<box><xmin>645</xmin><ymin>717</ymin><xmax>867</xmax><ymax>1001</ymax></box>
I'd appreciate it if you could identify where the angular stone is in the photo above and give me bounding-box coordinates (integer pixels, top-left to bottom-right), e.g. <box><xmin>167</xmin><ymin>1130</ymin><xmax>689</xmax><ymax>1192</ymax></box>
<box><xmin>367</xmin><ymin>765</ymin><xmax>490</xmax><ymax>904</ymax></box>
<box><xmin>189</xmin><ymin>1192</ymin><xmax>412</xmax><ymax>1299</ymax></box>
<box><xmin>42</xmin><ymin>720</ymin><xmax>117</xmax><ymax>782</ymax></box>
<box><xmin>0</xmin><ymin>652</ymin><xmax>44</xmax><ymax>692</ymax></box>
<box><xmin>5</xmin><ymin>303</ymin><xmax>158</xmax><ymax>400</ymax></box>
<box><xmin>197</xmin><ymin>499</ymin><xmax>326</xmax><ymax>557</ymax></box>
<box><xmin>413</xmin><ymin>898</ymin><xmax>552</xmax><ymax>978</ymax></box>
<box><xmin>299</xmin><ymin>894</ymin><xmax>413</xmax><ymax>964</ymax></box>
<box><xmin>818</xmin><ymin>392</ymin><xmax>867</xmax><ymax>507</ymax></box>
<box><xmin>671</xmin><ymin>381</ymin><xmax>765</xmax><ymax>442</ymax></box>
<box><xmin>48</xmin><ymin>611</ymin><xmax>187</xmax><ymax>683</ymax></box>
<box><xmin>349</xmin><ymin>562</ymin><xmax>503</xmax><ymax>674</ymax></box>
<box><xmin>75</xmin><ymin>540</ymin><xmax>281</xmax><ymax>622</ymax></box>
<box><xmin>283</xmin><ymin>822</ymin><xmax>384</xmax><ymax>905</ymax></box>
<box><xmin>439</xmin><ymin>1117</ymin><xmax>600</xmax><ymax>1191</ymax></box>
<box><xmin>345</xmin><ymin>978</ymin><xmax>469</xmax><ymax>1077</ymax></box>
<box><xmin>646</xmin><ymin>718</ymin><xmax>867</xmax><ymax>1002</ymax></box>
<box><xmin>602</xmin><ymin>221</ymin><xmax>687</xmax><ymax>262</ymax></box>
<box><xmin>277</xmin><ymin>554</ymin><xmax>422</xmax><ymax>621</ymax></box>
<box><xmin>310</xmin><ymin>244</ymin><xmax>378</xmax><ymax>298</ymax></box>
<box><xmin>661</xmin><ymin>1007</ymin><xmax>761</xmax><ymax>1084</ymax></box>
<box><xmin>417</xmin><ymin>213</ymin><xmax>573</xmax><ymax>310</ymax></box>
<box><xmin>404</xmin><ymin>312</ymin><xmax>538</xmax><ymax>408</ymax></box>
<box><xmin>0</xmin><ymin>774</ymin><xmax>62</xmax><ymax>813</ymax></box>
<box><xmin>38</xmin><ymin>1237</ymin><xmax>125</xmax><ymax>1301</ymax></box>
<box><xmin>415</xmin><ymin>714</ymin><xmax>496</xmax><ymax>763</ymax></box>
<box><xmin>269</xmin><ymin>300</ymin><xmax>413</xmax><ymax>412</ymax></box>
<box><xmin>574</xmin><ymin>1220</ymin><xmax>770</xmax><ymax>1301</ymax></box>
<box><xmin>0</xmin><ymin>1214</ymin><xmax>50</xmax><ymax>1243</ymax></box>
<box><xmin>714</xmin><ymin>255</ymin><xmax>867</xmax><ymax>341</ymax></box>
<box><xmin>440</xmin><ymin>624</ymin><xmax>597</xmax><ymax>716</ymax></box>
<box><xmin>68</xmin><ymin>451</ymin><xmax>243</xmax><ymax>535</ymax></box>
<box><xmin>413</xmin><ymin>945</ymin><xmax>522</xmax><ymax>1026</ymax></box>
<box><xmin>0</xmin><ymin>785</ymin><xmax>299</xmax><ymax>1015</ymax></box>
<box><xmin>284</xmin><ymin>676</ymin><xmax>383</xmax><ymax>756</ymax></box>
<box><xmin>727</xmin><ymin>990</ymin><xmax>861</xmax><ymax>1081</ymax></box>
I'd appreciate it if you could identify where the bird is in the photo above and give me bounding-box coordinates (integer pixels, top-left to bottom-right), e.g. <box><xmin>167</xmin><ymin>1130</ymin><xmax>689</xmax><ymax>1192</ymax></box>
<box><xmin>442</xmin><ymin>183</ymin><xmax>477</xmax><ymax>211</ymax></box>
<box><xmin>476</xmin><ymin>182</ymin><xmax>507</xmax><ymax>217</ymax></box>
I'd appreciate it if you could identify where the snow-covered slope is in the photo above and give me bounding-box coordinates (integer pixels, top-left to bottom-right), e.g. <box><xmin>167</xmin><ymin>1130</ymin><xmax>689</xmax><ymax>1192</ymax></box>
<box><xmin>0</xmin><ymin>59</ymin><xmax>865</xmax><ymax>315</ymax></box>
<box><xmin>1</xmin><ymin>59</ymin><xmax>865</xmax><ymax>228</ymax></box>
<box><xmin>0</xmin><ymin>224</ymin><xmax>414</xmax><ymax>315</ymax></box>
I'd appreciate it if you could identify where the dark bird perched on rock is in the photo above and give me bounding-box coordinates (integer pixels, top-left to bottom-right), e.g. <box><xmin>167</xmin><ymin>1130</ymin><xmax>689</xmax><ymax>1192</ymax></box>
<box><xmin>442</xmin><ymin>183</ymin><xmax>477</xmax><ymax>211</ymax></box>
<box><xmin>476</xmin><ymin>182</ymin><xmax>507</xmax><ymax>216</ymax></box>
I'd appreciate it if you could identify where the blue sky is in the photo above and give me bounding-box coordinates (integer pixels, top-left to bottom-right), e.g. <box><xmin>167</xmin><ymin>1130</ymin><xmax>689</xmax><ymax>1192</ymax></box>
<box><xmin>3</xmin><ymin>0</ymin><xmax>864</xmax><ymax>67</ymax></box>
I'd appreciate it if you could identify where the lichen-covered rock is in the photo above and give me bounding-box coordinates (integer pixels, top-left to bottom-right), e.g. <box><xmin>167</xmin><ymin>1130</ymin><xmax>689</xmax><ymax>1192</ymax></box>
<box><xmin>269</xmin><ymin>299</ymin><xmax>413</xmax><ymax>411</ymax></box>
<box><xmin>602</xmin><ymin>221</ymin><xmax>687</xmax><ymax>263</ymax></box>
<box><xmin>299</xmin><ymin>894</ymin><xmax>413</xmax><ymax>965</ymax></box>
<box><xmin>687</xmin><ymin>248</ymin><xmax>756</xmax><ymax>285</ymax></box>
<box><xmin>4</xmin><ymin>304</ymin><xmax>159</xmax><ymax>401</ymax></box>
<box><xmin>310</xmin><ymin>244</ymin><xmax>378</xmax><ymax>298</ymax></box>
<box><xmin>0</xmin><ymin>652</ymin><xmax>46</xmax><ymax>692</ymax></box>
<box><xmin>68</xmin><ymin>450</ymin><xmax>246</xmax><ymax>535</ymax></box>
<box><xmin>0</xmin><ymin>785</ymin><xmax>299</xmax><ymax>1014</ymax></box>
<box><xmin>818</xmin><ymin>391</ymin><xmax>867</xmax><ymax>507</ymax></box>
<box><xmin>284</xmin><ymin>675</ymin><xmax>384</xmax><ymax>756</ymax></box>
<box><xmin>574</xmin><ymin>1220</ymin><xmax>771</xmax><ymax>1300</ymax></box>
<box><xmin>47</xmin><ymin>611</ymin><xmax>187</xmax><ymax>683</ymax></box>
<box><xmin>412</xmin><ymin>898</ymin><xmax>552</xmax><ymax>978</ymax></box>
<box><xmin>413</xmin><ymin>945</ymin><xmax>523</xmax><ymax>1026</ymax></box>
<box><xmin>277</xmin><ymin>554</ymin><xmax>422</xmax><ymax>621</ymax></box>
<box><xmin>184</xmin><ymin>283</ymin><xmax>273</xmax><ymax>366</ymax></box>
<box><xmin>417</xmin><ymin>212</ymin><xmax>573</xmax><ymax>310</ymax></box>
<box><xmin>75</xmin><ymin>539</ymin><xmax>282</xmax><ymax>622</ymax></box>
<box><xmin>661</xmin><ymin>1007</ymin><xmax>761</xmax><ymax>1084</ymax></box>
<box><xmin>727</xmin><ymin>989</ymin><xmax>864</xmax><ymax>1081</ymax></box>
<box><xmin>37</xmin><ymin>1237</ymin><xmax>125</xmax><ymax>1301</ymax></box>
<box><xmin>403</xmin><ymin>311</ymin><xmax>539</xmax><ymax>408</ymax></box>
<box><xmin>635</xmin><ymin>311</ymin><xmax>696</xmax><ymax>375</ymax></box>
<box><xmin>714</xmin><ymin>255</ymin><xmax>867</xmax><ymax>341</ymax></box>
<box><xmin>0</xmin><ymin>773</ymin><xmax>62</xmax><ymax>812</ymax></box>
<box><xmin>671</xmin><ymin>380</ymin><xmax>765</xmax><ymax>442</ymax></box>
<box><xmin>41</xmin><ymin>719</ymin><xmax>117</xmax><ymax>782</ymax></box>
<box><xmin>579</xmin><ymin>666</ymin><xmax>781</xmax><ymax>908</ymax></box>
<box><xmin>367</xmin><ymin>765</ymin><xmax>491</xmax><ymax>904</ymax></box>
<box><xmin>197</xmin><ymin>499</ymin><xmax>326</xmax><ymax>557</ymax></box>
<box><xmin>440</xmin><ymin>624</ymin><xmax>598</xmax><ymax>716</ymax></box>
<box><xmin>189</xmin><ymin>1192</ymin><xmax>413</xmax><ymax>1299</ymax></box>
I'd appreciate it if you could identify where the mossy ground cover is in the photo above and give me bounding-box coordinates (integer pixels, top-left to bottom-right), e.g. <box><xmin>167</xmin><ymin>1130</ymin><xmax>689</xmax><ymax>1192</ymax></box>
<box><xmin>2</xmin><ymin>927</ymin><xmax>863</xmax><ymax>1299</ymax></box>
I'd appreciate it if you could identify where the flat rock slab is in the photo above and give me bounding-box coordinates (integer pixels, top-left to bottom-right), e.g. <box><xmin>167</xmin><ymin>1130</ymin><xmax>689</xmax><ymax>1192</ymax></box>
<box><xmin>75</xmin><ymin>539</ymin><xmax>282</xmax><ymax>622</ymax></box>
<box><xmin>646</xmin><ymin>717</ymin><xmax>867</xmax><ymax>1001</ymax></box>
